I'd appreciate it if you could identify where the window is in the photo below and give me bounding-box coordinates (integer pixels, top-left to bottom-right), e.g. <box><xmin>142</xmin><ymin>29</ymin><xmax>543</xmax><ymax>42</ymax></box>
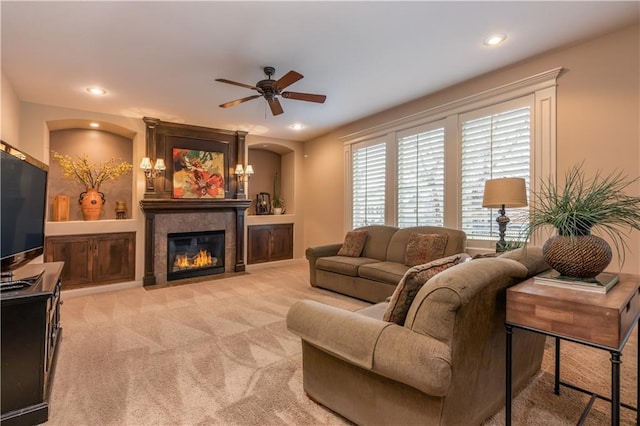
<box><xmin>343</xmin><ymin>69</ymin><xmax>558</xmax><ymax>244</ymax></box>
<box><xmin>352</xmin><ymin>139</ymin><xmax>386</xmax><ymax>228</ymax></box>
<box><xmin>460</xmin><ymin>101</ymin><xmax>531</xmax><ymax>241</ymax></box>
<box><xmin>397</xmin><ymin>124</ymin><xmax>445</xmax><ymax>227</ymax></box>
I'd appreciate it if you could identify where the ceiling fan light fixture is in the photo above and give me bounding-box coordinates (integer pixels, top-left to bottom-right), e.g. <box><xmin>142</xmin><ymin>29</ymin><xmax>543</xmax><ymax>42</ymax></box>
<box><xmin>483</xmin><ymin>34</ymin><xmax>507</xmax><ymax>46</ymax></box>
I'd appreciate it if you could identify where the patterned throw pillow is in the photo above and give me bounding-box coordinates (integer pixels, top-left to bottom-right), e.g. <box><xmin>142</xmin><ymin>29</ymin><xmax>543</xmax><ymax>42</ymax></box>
<box><xmin>337</xmin><ymin>230</ymin><xmax>368</xmax><ymax>257</ymax></box>
<box><xmin>404</xmin><ymin>233</ymin><xmax>449</xmax><ymax>266</ymax></box>
<box><xmin>383</xmin><ymin>254</ymin><xmax>464</xmax><ymax>325</ymax></box>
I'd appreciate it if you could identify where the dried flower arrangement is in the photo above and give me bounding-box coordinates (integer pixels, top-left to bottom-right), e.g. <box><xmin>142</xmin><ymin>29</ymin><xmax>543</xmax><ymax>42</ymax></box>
<box><xmin>51</xmin><ymin>151</ymin><xmax>133</xmax><ymax>189</ymax></box>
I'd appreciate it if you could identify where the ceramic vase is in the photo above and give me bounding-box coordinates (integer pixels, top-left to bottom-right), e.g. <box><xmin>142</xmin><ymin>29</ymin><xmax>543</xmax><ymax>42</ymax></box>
<box><xmin>79</xmin><ymin>188</ymin><xmax>105</xmax><ymax>221</ymax></box>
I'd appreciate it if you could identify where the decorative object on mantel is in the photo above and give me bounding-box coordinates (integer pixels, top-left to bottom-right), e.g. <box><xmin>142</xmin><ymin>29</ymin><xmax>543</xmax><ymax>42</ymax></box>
<box><xmin>52</xmin><ymin>151</ymin><xmax>133</xmax><ymax>221</ymax></box>
<box><xmin>139</xmin><ymin>156</ymin><xmax>166</xmax><ymax>192</ymax></box>
<box><xmin>234</xmin><ymin>163</ymin><xmax>254</xmax><ymax>199</ymax></box>
<box><xmin>482</xmin><ymin>177</ymin><xmax>528</xmax><ymax>252</ymax></box>
<box><xmin>272</xmin><ymin>171</ymin><xmax>285</xmax><ymax>214</ymax></box>
<box><xmin>527</xmin><ymin>164</ymin><xmax>640</xmax><ymax>279</ymax></box>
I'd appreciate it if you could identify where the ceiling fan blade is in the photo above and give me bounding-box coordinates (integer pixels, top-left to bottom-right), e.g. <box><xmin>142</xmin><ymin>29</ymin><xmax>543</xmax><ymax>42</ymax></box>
<box><xmin>215</xmin><ymin>78</ymin><xmax>258</xmax><ymax>91</ymax></box>
<box><xmin>282</xmin><ymin>91</ymin><xmax>327</xmax><ymax>103</ymax></box>
<box><xmin>219</xmin><ymin>94</ymin><xmax>261</xmax><ymax>108</ymax></box>
<box><xmin>275</xmin><ymin>71</ymin><xmax>303</xmax><ymax>91</ymax></box>
<box><xmin>268</xmin><ymin>98</ymin><xmax>284</xmax><ymax>116</ymax></box>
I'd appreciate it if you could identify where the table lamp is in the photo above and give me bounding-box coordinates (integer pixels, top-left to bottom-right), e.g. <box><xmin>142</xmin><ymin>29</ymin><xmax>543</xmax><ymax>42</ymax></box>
<box><xmin>482</xmin><ymin>177</ymin><xmax>528</xmax><ymax>252</ymax></box>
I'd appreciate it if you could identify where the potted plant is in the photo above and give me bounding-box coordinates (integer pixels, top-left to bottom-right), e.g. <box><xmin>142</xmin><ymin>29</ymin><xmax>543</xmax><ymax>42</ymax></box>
<box><xmin>526</xmin><ymin>164</ymin><xmax>640</xmax><ymax>279</ymax></box>
<box><xmin>272</xmin><ymin>171</ymin><xmax>285</xmax><ymax>214</ymax></box>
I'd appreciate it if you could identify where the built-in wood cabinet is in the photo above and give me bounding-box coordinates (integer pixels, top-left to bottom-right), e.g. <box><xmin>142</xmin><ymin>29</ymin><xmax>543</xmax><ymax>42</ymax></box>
<box><xmin>45</xmin><ymin>232</ymin><xmax>135</xmax><ymax>289</ymax></box>
<box><xmin>248</xmin><ymin>224</ymin><xmax>293</xmax><ymax>264</ymax></box>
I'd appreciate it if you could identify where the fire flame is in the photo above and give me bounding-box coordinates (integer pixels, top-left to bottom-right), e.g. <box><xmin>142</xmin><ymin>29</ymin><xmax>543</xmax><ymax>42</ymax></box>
<box><xmin>173</xmin><ymin>249</ymin><xmax>216</xmax><ymax>270</ymax></box>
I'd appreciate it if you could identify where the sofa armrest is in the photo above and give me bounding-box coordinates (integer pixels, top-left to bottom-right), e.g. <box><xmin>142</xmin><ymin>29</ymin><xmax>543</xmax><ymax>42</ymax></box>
<box><xmin>287</xmin><ymin>299</ymin><xmax>391</xmax><ymax>369</ymax></box>
<box><xmin>305</xmin><ymin>243</ymin><xmax>343</xmax><ymax>286</ymax></box>
<box><xmin>372</xmin><ymin>325</ymin><xmax>452</xmax><ymax>396</ymax></box>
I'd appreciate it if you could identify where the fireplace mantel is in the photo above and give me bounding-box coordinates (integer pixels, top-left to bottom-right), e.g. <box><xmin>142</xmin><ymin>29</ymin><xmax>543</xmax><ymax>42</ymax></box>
<box><xmin>140</xmin><ymin>198</ymin><xmax>251</xmax><ymax>213</ymax></box>
<box><xmin>140</xmin><ymin>198</ymin><xmax>251</xmax><ymax>286</ymax></box>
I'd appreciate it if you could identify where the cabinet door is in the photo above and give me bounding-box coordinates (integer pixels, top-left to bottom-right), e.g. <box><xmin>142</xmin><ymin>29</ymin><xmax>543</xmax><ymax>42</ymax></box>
<box><xmin>269</xmin><ymin>224</ymin><xmax>293</xmax><ymax>261</ymax></box>
<box><xmin>94</xmin><ymin>232</ymin><xmax>135</xmax><ymax>283</ymax></box>
<box><xmin>248</xmin><ymin>225</ymin><xmax>271</xmax><ymax>264</ymax></box>
<box><xmin>45</xmin><ymin>236</ymin><xmax>92</xmax><ymax>287</ymax></box>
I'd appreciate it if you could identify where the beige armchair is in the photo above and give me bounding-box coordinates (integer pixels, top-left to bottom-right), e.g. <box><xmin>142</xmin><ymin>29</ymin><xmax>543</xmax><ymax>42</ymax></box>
<box><xmin>287</xmin><ymin>247</ymin><xmax>550</xmax><ymax>425</ymax></box>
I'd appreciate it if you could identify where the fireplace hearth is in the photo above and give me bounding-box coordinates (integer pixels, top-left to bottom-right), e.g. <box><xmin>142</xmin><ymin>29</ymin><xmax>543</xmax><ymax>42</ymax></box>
<box><xmin>167</xmin><ymin>230</ymin><xmax>224</xmax><ymax>281</ymax></box>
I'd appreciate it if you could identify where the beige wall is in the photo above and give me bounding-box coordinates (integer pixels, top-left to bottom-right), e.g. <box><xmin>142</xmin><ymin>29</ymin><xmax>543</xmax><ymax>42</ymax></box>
<box><xmin>303</xmin><ymin>24</ymin><xmax>640</xmax><ymax>275</ymax></box>
<box><xmin>1</xmin><ymin>72</ymin><xmax>21</xmax><ymax>147</ymax></box>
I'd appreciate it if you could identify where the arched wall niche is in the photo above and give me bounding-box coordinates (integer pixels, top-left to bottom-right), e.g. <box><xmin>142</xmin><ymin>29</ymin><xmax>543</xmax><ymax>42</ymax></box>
<box><xmin>247</xmin><ymin>139</ymin><xmax>295</xmax><ymax>215</ymax></box>
<box><xmin>46</xmin><ymin>119</ymin><xmax>136</xmax><ymax>221</ymax></box>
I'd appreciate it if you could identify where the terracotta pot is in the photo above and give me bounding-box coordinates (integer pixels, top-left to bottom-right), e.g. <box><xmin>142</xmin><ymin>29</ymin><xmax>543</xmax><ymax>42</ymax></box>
<box><xmin>542</xmin><ymin>234</ymin><xmax>612</xmax><ymax>279</ymax></box>
<box><xmin>79</xmin><ymin>188</ymin><xmax>105</xmax><ymax>221</ymax></box>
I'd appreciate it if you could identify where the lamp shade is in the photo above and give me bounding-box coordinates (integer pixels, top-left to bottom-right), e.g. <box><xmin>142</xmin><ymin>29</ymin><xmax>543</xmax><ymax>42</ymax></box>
<box><xmin>154</xmin><ymin>159</ymin><xmax>166</xmax><ymax>171</ymax></box>
<box><xmin>235</xmin><ymin>164</ymin><xmax>244</xmax><ymax>175</ymax></box>
<box><xmin>139</xmin><ymin>157</ymin><xmax>152</xmax><ymax>170</ymax></box>
<box><xmin>245</xmin><ymin>164</ymin><xmax>254</xmax><ymax>175</ymax></box>
<box><xmin>482</xmin><ymin>177</ymin><xmax>528</xmax><ymax>208</ymax></box>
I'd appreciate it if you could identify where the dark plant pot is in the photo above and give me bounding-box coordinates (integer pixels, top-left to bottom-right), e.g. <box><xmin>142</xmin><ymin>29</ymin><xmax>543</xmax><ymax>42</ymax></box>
<box><xmin>542</xmin><ymin>234</ymin><xmax>612</xmax><ymax>279</ymax></box>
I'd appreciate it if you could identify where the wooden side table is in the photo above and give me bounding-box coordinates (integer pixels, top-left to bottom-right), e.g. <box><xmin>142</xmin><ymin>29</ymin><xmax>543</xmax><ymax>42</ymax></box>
<box><xmin>505</xmin><ymin>274</ymin><xmax>640</xmax><ymax>425</ymax></box>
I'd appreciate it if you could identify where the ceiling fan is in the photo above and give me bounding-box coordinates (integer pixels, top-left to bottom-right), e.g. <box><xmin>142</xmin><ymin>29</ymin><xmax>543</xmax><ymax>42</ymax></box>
<box><xmin>215</xmin><ymin>66</ymin><xmax>327</xmax><ymax>116</ymax></box>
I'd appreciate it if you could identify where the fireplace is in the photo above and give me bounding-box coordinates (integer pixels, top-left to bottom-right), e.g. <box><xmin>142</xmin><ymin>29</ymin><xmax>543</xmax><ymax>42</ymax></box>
<box><xmin>167</xmin><ymin>230</ymin><xmax>225</xmax><ymax>281</ymax></box>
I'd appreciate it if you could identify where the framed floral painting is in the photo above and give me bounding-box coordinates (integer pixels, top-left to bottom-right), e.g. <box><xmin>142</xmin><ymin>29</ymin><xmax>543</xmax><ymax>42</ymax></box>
<box><xmin>172</xmin><ymin>148</ymin><xmax>225</xmax><ymax>198</ymax></box>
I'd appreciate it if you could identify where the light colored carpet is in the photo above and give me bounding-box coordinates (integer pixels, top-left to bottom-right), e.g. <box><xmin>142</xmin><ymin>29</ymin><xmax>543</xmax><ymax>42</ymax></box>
<box><xmin>49</xmin><ymin>260</ymin><xmax>637</xmax><ymax>425</ymax></box>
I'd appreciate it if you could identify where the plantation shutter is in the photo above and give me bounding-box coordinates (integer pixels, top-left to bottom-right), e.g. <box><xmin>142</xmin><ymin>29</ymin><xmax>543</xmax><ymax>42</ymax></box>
<box><xmin>461</xmin><ymin>103</ymin><xmax>531</xmax><ymax>240</ymax></box>
<box><xmin>397</xmin><ymin>125</ymin><xmax>445</xmax><ymax>227</ymax></box>
<box><xmin>352</xmin><ymin>140</ymin><xmax>386</xmax><ymax>228</ymax></box>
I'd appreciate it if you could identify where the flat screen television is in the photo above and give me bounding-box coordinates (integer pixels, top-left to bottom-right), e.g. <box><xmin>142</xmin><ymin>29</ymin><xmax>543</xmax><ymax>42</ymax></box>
<box><xmin>1</xmin><ymin>141</ymin><xmax>49</xmax><ymax>280</ymax></box>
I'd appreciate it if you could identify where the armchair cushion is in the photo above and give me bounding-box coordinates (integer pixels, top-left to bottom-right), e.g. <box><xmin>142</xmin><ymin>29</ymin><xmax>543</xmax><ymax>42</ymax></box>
<box><xmin>383</xmin><ymin>254</ymin><xmax>467</xmax><ymax>325</ymax></box>
<box><xmin>404</xmin><ymin>233</ymin><xmax>449</xmax><ymax>266</ymax></box>
<box><xmin>337</xmin><ymin>230</ymin><xmax>368</xmax><ymax>257</ymax></box>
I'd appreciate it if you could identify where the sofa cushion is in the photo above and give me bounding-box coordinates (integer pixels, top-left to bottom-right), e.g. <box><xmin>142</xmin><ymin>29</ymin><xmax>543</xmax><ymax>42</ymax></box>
<box><xmin>337</xmin><ymin>230</ymin><xmax>368</xmax><ymax>257</ymax></box>
<box><xmin>386</xmin><ymin>226</ymin><xmax>467</xmax><ymax>264</ymax></box>
<box><xmin>404</xmin><ymin>233</ymin><xmax>449</xmax><ymax>266</ymax></box>
<box><xmin>357</xmin><ymin>261</ymin><xmax>410</xmax><ymax>285</ymax></box>
<box><xmin>383</xmin><ymin>254</ymin><xmax>467</xmax><ymax>325</ymax></box>
<box><xmin>357</xmin><ymin>225</ymin><xmax>400</xmax><ymax>261</ymax></box>
<box><xmin>316</xmin><ymin>256</ymin><xmax>379</xmax><ymax>277</ymax></box>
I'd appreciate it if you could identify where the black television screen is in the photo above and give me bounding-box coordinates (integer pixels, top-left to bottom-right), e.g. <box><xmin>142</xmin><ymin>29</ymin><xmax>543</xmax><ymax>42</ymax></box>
<box><xmin>1</xmin><ymin>141</ymin><xmax>48</xmax><ymax>274</ymax></box>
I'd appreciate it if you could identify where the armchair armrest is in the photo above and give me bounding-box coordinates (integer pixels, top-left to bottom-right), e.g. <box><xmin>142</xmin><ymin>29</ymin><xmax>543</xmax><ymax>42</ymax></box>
<box><xmin>287</xmin><ymin>299</ymin><xmax>391</xmax><ymax>369</ymax></box>
<box><xmin>305</xmin><ymin>243</ymin><xmax>343</xmax><ymax>285</ymax></box>
<box><xmin>287</xmin><ymin>300</ymin><xmax>453</xmax><ymax>397</ymax></box>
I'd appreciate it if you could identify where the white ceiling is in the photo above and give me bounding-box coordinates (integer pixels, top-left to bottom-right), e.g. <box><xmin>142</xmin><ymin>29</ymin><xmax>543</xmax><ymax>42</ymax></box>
<box><xmin>2</xmin><ymin>1</ymin><xmax>638</xmax><ymax>141</ymax></box>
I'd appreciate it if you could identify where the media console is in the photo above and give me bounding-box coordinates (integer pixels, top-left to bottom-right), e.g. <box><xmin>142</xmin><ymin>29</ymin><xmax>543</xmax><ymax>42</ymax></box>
<box><xmin>1</xmin><ymin>262</ymin><xmax>64</xmax><ymax>426</ymax></box>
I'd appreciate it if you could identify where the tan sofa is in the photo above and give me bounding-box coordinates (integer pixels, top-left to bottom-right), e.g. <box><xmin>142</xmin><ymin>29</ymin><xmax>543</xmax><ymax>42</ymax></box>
<box><xmin>305</xmin><ymin>225</ymin><xmax>467</xmax><ymax>303</ymax></box>
<box><xmin>287</xmin><ymin>247</ymin><xmax>550</xmax><ymax>426</ymax></box>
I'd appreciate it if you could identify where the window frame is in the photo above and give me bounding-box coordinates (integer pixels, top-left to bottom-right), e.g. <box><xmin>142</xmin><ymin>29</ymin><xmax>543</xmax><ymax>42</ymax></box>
<box><xmin>343</xmin><ymin>68</ymin><xmax>559</xmax><ymax>249</ymax></box>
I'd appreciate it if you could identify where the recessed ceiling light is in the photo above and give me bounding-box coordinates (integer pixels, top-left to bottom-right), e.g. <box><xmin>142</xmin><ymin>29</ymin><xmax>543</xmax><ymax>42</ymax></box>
<box><xmin>290</xmin><ymin>123</ymin><xmax>304</xmax><ymax>131</ymax></box>
<box><xmin>86</xmin><ymin>87</ymin><xmax>107</xmax><ymax>95</ymax></box>
<box><xmin>483</xmin><ymin>34</ymin><xmax>507</xmax><ymax>46</ymax></box>
<box><xmin>89</xmin><ymin>122</ymin><xmax>100</xmax><ymax>128</ymax></box>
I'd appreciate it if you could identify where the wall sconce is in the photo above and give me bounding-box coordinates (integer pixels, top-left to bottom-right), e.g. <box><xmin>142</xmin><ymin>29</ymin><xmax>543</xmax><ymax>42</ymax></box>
<box><xmin>482</xmin><ymin>177</ymin><xmax>528</xmax><ymax>253</ymax></box>
<box><xmin>140</xmin><ymin>157</ymin><xmax>166</xmax><ymax>191</ymax></box>
<box><xmin>234</xmin><ymin>164</ymin><xmax>254</xmax><ymax>199</ymax></box>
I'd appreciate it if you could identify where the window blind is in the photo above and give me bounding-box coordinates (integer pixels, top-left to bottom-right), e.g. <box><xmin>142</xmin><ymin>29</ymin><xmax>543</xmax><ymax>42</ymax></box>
<box><xmin>461</xmin><ymin>106</ymin><xmax>530</xmax><ymax>240</ymax></box>
<box><xmin>352</xmin><ymin>141</ymin><xmax>386</xmax><ymax>228</ymax></box>
<box><xmin>397</xmin><ymin>127</ymin><xmax>445</xmax><ymax>227</ymax></box>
